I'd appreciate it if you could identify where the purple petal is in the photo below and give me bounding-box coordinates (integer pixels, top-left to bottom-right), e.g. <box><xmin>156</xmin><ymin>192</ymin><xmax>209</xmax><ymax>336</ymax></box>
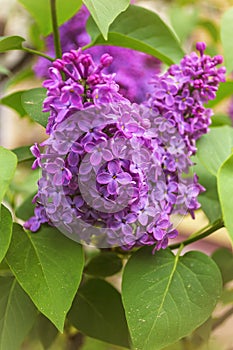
<box><xmin>102</xmin><ymin>149</ymin><xmax>113</xmax><ymax>161</ymax></box>
<box><xmin>108</xmin><ymin>160</ymin><xmax>120</xmax><ymax>174</ymax></box>
<box><xmin>84</xmin><ymin>142</ymin><xmax>95</xmax><ymax>152</ymax></box>
<box><xmin>138</xmin><ymin>212</ymin><xmax>148</xmax><ymax>226</ymax></box>
<box><xmin>107</xmin><ymin>180</ymin><xmax>117</xmax><ymax>195</ymax></box>
<box><xmin>90</xmin><ymin>152</ymin><xmax>102</xmax><ymax>166</ymax></box>
<box><xmin>97</xmin><ymin>172</ymin><xmax>112</xmax><ymax>184</ymax></box>
<box><xmin>117</xmin><ymin>172</ymin><xmax>132</xmax><ymax>185</ymax></box>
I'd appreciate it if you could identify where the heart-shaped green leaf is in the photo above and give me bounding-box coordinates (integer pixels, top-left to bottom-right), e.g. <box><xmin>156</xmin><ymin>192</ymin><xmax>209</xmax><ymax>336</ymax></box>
<box><xmin>122</xmin><ymin>247</ymin><xmax>222</xmax><ymax>350</ymax></box>
<box><xmin>6</xmin><ymin>224</ymin><xmax>84</xmax><ymax>331</ymax></box>
<box><xmin>69</xmin><ymin>279</ymin><xmax>130</xmax><ymax>348</ymax></box>
<box><xmin>86</xmin><ymin>5</ymin><xmax>184</xmax><ymax>66</ymax></box>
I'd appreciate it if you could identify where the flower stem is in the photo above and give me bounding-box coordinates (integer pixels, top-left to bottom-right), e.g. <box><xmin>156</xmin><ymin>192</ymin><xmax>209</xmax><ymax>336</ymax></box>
<box><xmin>50</xmin><ymin>0</ymin><xmax>62</xmax><ymax>59</ymax></box>
<box><xmin>22</xmin><ymin>47</ymin><xmax>55</xmax><ymax>61</ymax></box>
<box><xmin>169</xmin><ymin>219</ymin><xmax>224</xmax><ymax>250</ymax></box>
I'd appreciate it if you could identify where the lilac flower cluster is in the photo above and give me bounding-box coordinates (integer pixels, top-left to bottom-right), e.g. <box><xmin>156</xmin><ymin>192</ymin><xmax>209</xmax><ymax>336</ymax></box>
<box><xmin>42</xmin><ymin>49</ymin><xmax>124</xmax><ymax>134</ymax></box>
<box><xmin>147</xmin><ymin>42</ymin><xmax>226</xmax><ymax>153</ymax></box>
<box><xmin>25</xmin><ymin>44</ymin><xmax>225</xmax><ymax>251</ymax></box>
<box><xmin>34</xmin><ymin>5</ymin><xmax>161</xmax><ymax>103</ymax></box>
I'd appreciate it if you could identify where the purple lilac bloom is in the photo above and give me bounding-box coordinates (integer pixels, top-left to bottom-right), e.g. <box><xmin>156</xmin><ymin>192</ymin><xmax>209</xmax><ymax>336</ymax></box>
<box><xmin>25</xmin><ymin>43</ymin><xmax>225</xmax><ymax>252</ymax></box>
<box><xmin>33</xmin><ymin>5</ymin><xmax>161</xmax><ymax>103</ymax></box>
<box><xmin>147</xmin><ymin>42</ymin><xmax>226</xmax><ymax>154</ymax></box>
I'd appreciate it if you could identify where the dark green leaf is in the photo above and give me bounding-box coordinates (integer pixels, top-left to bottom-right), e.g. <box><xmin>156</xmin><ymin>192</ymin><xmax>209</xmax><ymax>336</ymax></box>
<box><xmin>85</xmin><ymin>252</ymin><xmax>123</xmax><ymax>277</ymax></box>
<box><xmin>212</xmin><ymin>248</ymin><xmax>233</xmax><ymax>285</ymax></box>
<box><xmin>68</xmin><ymin>279</ymin><xmax>130</xmax><ymax>348</ymax></box>
<box><xmin>122</xmin><ymin>247</ymin><xmax>222</xmax><ymax>350</ymax></box>
<box><xmin>29</xmin><ymin>313</ymin><xmax>58</xmax><ymax>349</ymax></box>
<box><xmin>217</xmin><ymin>153</ymin><xmax>233</xmax><ymax>244</ymax></box>
<box><xmin>83</xmin><ymin>0</ymin><xmax>129</xmax><ymax>40</ymax></box>
<box><xmin>1</xmin><ymin>91</ymin><xmax>27</xmax><ymax>117</ymax></box>
<box><xmin>21</xmin><ymin>88</ymin><xmax>48</xmax><ymax>128</ymax></box>
<box><xmin>0</xmin><ymin>276</ymin><xmax>37</xmax><ymax>350</ymax></box>
<box><xmin>196</xmin><ymin>126</ymin><xmax>233</xmax><ymax>176</ymax></box>
<box><xmin>15</xmin><ymin>192</ymin><xmax>36</xmax><ymax>221</ymax></box>
<box><xmin>0</xmin><ymin>36</ymin><xmax>25</xmax><ymax>52</ymax></box>
<box><xmin>206</xmin><ymin>81</ymin><xmax>233</xmax><ymax>108</ymax></box>
<box><xmin>0</xmin><ymin>147</ymin><xmax>17</xmax><ymax>206</ymax></box>
<box><xmin>211</xmin><ymin>114</ymin><xmax>232</xmax><ymax>127</ymax></box>
<box><xmin>6</xmin><ymin>224</ymin><xmax>84</xmax><ymax>331</ymax></box>
<box><xmin>221</xmin><ymin>7</ymin><xmax>233</xmax><ymax>73</ymax></box>
<box><xmin>19</xmin><ymin>0</ymin><xmax>82</xmax><ymax>36</ymax></box>
<box><xmin>0</xmin><ymin>206</ymin><xmax>12</xmax><ymax>263</ymax></box>
<box><xmin>12</xmin><ymin>145</ymin><xmax>34</xmax><ymax>163</ymax></box>
<box><xmin>86</xmin><ymin>5</ymin><xmax>184</xmax><ymax>65</ymax></box>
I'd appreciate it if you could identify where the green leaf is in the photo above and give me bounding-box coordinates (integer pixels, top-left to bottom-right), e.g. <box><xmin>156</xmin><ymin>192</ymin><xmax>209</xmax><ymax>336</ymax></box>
<box><xmin>221</xmin><ymin>7</ymin><xmax>233</xmax><ymax>73</ymax></box>
<box><xmin>0</xmin><ymin>147</ymin><xmax>17</xmax><ymax>206</ymax></box>
<box><xmin>29</xmin><ymin>313</ymin><xmax>58</xmax><ymax>349</ymax></box>
<box><xmin>206</xmin><ymin>81</ymin><xmax>233</xmax><ymax>108</ymax></box>
<box><xmin>19</xmin><ymin>0</ymin><xmax>82</xmax><ymax>36</ymax></box>
<box><xmin>1</xmin><ymin>91</ymin><xmax>27</xmax><ymax>117</ymax></box>
<box><xmin>0</xmin><ymin>206</ymin><xmax>12</xmax><ymax>263</ymax></box>
<box><xmin>0</xmin><ymin>36</ymin><xmax>25</xmax><ymax>52</ymax></box>
<box><xmin>196</xmin><ymin>126</ymin><xmax>233</xmax><ymax>176</ymax></box>
<box><xmin>211</xmin><ymin>114</ymin><xmax>232</xmax><ymax>127</ymax></box>
<box><xmin>217</xmin><ymin>153</ymin><xmax>233</xmax><ymax>243</ymax></box>
<box><xmin>6</xmin><ymin>224</ymin><xmax>84</xmax><ymax>331</ymax></box>
<box><xmin>0</xmin><ymin>276</ymin><xmax>37</xmax><ymax>350</ymax></box>
<box><xmin>192</xmin><ymin>156</ymin><xmax>222</xmax><ymax>222</ymax></box>
<box><xmin>0</xmin><ymin>65</ymin><xmax>10</xmax><ymax>76</ymax></box>
<box><xmin>86</xmin><ymin>5</ymin><xmax>184</xmax><ymax>66</ymax></box>
<box><xmin>68</xmin><ymin>279</ymin><xmax>130</xmax><ymax>348</ymax></box>
<box><xmin>15</xmin><ymin>192</ymin><xmax>36</xmax><ymax>221</ymax></box>
<box><xmin>83</xmin><ymin>0</ymin><xmax>129</xmax><ymax>40</ymax></box>
<box><xmin>21</xmin><ymin>88</ymin><xmax>49</xmax><ymax>128</ymax></box>
<box><xmin>85</xmin><ymin>252</ymin><xmax>123</xmax><ymax>277</ymax></box>
<box><xmin>12</xmin><ymin>145</ymin><xmax>34</xmax><ymax>163</ymax></box>
<box><xmin>198</xmin><ymin>19</ymin><xmax>219</xmax><ymax>42</ymax></box>
<box><xmin>212</xmin><ymin>248</ymin><xmax>233</xmax><ymax>285</ymax></box>
<box><xmin>169</xmin><ymin>6</ymin><xmax>198</xmax><ymax>43</ymax></box>
<box><xmin>122</xmin><ymin>247</ymin><xmax>222</xmax><ymax>350</ymax></box>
